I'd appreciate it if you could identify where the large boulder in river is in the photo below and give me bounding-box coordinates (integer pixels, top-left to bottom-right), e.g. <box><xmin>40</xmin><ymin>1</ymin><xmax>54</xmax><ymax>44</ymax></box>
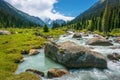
<box><xmin>45</xmin><ymin>41</ymin><xmax>107</xmax><ymax>69</ymax></box>
<box><xmin>47</xmin><ymin>68</ymin><xmax>69</xmax><ymax>78</ymax></box>
<box><xmin>0</xmin><ymin>30</ymin><xmax>11</xmax><ymax>35</ymax></box>
<box><xmin>72</xmin><ymin>33</ymin><xmax>82</xmax><ymax>38</ymax></box>
<box><xmin>86</xmin><ymin>37</ymin><xmax>113</xmax><ymax>46</ymax></box>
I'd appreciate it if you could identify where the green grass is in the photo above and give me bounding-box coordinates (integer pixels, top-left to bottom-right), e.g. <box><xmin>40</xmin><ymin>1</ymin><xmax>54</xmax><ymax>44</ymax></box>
<box><xmin>6</xmin><ymin>72</ymin><xmax>39</xmax><ymax>80</ymax></box>
<box><xmin>40</xmin><ymin>28</ymin><xmax>66</xmax><ymax>38</ymax></box>
<box><xmin>93</xmin><ymin>31</ymin><xmax>105</xmax><ymax>36</ymax></box>
<box><xmin>110</xmin><ymin>28</ymin><xmax>120</xmax><ymax>36</ymax></box>
<box><xmin>0</xmin><ymin>28</ymin><xmax>65</xmax><ymax>80</ymax></box>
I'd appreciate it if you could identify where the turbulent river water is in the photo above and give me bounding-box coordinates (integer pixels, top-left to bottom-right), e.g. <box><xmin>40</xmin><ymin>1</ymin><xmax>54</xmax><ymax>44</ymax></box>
<box><xmin>16</xmin><ymin>32</ymin><xmax>120</xmax><ymax>80</ymax></box>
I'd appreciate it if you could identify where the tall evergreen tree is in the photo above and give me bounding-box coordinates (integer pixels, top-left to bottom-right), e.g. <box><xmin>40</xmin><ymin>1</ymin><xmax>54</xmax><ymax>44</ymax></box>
<box><xmin>102</xmin><ymin>0</ymin><xmax>109</xmax><ymax>35</ymax></box>
<box><xmin>43</xmin><ymin>25</ymin><xmax>49</xmax><ymax>32</ymax></box>
<box><xmin>52</xmin><ymin>22</ymin><xmax>60</xmax><ymax>29</ymax></box>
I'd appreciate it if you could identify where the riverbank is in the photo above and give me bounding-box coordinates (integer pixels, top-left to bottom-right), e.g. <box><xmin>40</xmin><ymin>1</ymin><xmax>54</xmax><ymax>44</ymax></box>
<box><xmin>0</xmin><ymin>28</ymin><xmax>65</xmax><ymax>80</ymax></box>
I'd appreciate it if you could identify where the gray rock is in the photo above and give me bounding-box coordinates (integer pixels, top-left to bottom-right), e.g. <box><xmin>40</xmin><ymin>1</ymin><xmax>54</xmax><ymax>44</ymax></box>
<box><xmin>0</xmin><ymin>30</ymin><xmax>11</xmax><ymax>35</ymax></box>
<box><xmin>47</xmin><ymin>68</ymin><xmax>69</xmax><ymax>78</ymax></box>
<box><xmin>107</xmin><ymin>53</ymin><xmax>120</xmax><ymax>61</ymax></box>
<box><xmin>114</xmin><ymin>37</ymin><xmax>120</xmax><ymax>43</ymax></box>
<box><xmin>72</xmin><ymin>33</ymin><xmax>82</xmax><ymax>38</ymax></box>
<box><xmin>86</xmin><ymin>37</ymin><xmax>113</xmax><ymax>46</ymax></box>
<box><xmin>45</xmin><ymin>41</ymin><xmax>107</xmax><ymax>69</ymax></box>
<box><xmin>29</xmin><ymin>49</ymin><xmax>40</xmax><ymax>56</ymax></box>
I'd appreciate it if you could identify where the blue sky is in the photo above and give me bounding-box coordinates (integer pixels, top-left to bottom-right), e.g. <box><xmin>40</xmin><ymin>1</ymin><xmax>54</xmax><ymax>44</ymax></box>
<box><xmin>54</xmin><ymin>0</ymin><xmax>98</xmax><ymax>17</ymax></box>
<box><xmin>5</xmin><ymin>0</ymin><xmax>98</xmax><ymax>21</ymax></box>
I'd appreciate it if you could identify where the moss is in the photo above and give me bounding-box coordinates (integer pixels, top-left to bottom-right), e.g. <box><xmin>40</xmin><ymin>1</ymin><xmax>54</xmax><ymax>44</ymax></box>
<box><xmin>6</xmin><ymin>72</ymin><xmax>39</xmax><ymax>80</ymax></box>
<box><xmin>58</xmin><ymin>49</ymin><xmax>65</xmax><ymax>54</ymax></box>
<box><xmin>0</xmin><ymin>70</ymin><xmax>13</xmax><ymax>80</ymax></box>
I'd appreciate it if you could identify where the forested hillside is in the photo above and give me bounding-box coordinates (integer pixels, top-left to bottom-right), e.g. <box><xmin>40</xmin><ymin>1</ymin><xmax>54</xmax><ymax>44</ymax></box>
<box><xmin>0</xmin><ymin>0</ymin><xmax>45</xmax><ymax>28</ymax></box>
<box><xmin>65</xmin><ymin>0</ymin><xmax>120</xmax><ymax>35</ymax></box>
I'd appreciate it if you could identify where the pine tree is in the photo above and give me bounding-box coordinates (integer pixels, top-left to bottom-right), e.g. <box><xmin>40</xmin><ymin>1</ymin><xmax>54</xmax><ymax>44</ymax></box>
<box><xmin>43</xmin><ymin>25</ymin><xmax>49</xmax><ymax>32</ymax></box>
<box><xmin>102</xmin><ymin>0</ymin><xmax>109</xmax><ymax>35</ymax></box>
<box><xmin>52</xmin><ymin>22</ymin><xmax>60</xmax><ymax>29</ymax></box>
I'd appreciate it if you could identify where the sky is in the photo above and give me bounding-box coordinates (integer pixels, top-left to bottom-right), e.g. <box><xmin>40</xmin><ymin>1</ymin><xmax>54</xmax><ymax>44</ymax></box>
<box><xmin>5</xmin><ymin>0</ymin><xmax>98</xmax><ymax>21</ymax></box>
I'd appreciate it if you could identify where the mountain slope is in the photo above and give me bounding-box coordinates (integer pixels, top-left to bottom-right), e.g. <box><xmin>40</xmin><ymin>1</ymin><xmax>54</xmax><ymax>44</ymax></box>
<box><xmin>44</xmin><ymin>18</ymin><xmax>66</xmax><ymax>27</ymax></box>
<box><xmin>0</xmin><ymin>0</ymin><xmax>45</xmax><ymax>27</ymax></box>
<box><xmin>73</xmin><ymin>0</ymin><xmax>119</xmax><ymax>22</ymax></box>
<box><xmin>69</xmin><ymin>0</ymin><xmax>120</xmax><ymax>33</ymax></box>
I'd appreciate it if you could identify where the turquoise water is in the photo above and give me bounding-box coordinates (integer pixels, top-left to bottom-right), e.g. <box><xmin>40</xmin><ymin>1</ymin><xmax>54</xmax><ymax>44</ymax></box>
<box><xmin>16</xmin><ymin>49</ymin><xmax>65</xmax><ymax>74</ymax></box>
<box><xmin>16</xmin><ymin>32</ymin><xmax>120</xmax><ymax>80</ymax></box>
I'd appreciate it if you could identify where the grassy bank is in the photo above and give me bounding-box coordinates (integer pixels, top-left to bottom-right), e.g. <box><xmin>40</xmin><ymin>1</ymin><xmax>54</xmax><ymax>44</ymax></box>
<box><xmin>71</xmin><ymin>28</ymin><xmax>120</xmax><ymax>37</ymax></box>
<box><xmin>0</xmin><ymin>28</ymin><xmax>65</xmax><ymax>80</ymax></box>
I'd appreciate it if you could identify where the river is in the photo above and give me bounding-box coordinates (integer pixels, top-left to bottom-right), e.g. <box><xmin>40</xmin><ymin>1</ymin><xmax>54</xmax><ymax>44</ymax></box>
<box><xmin>16</xmin><ymin>32</ymin><xmax>120</xmax><ymax>80</ymax></box>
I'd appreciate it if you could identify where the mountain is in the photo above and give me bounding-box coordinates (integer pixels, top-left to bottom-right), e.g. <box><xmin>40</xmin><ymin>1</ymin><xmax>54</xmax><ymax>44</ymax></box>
<box><xmin>17</xmin><ymin>11</ymin><xmax>45</xmax><ymax>26</ymax></box>
<box><xmin>44</xmin><ymin>18</ymin><xmax>66</xmax><ymax>27</ymax></box>
<box><xmin>69</xmin><ymin>0</ymin><xmax>120</xmax><ymax>33</ymax></box>
<box><xmin>0</xmin><ymin>0</ymin><xmax>45</xmax><ymax>28</ymax></box>
<box><xmin>44</xmin><ymin>18</ymin><xmax>53</xmax><ymax>27</ymax></box>
<box><xmin>73</xmin><ymin>0</ymin><xmax>119</xmax><ymax>22</ymax></box>
<box><xmin>53</xmin><ymin>19</ymin><xmax>66</xmax><ymax>25</ymax></box>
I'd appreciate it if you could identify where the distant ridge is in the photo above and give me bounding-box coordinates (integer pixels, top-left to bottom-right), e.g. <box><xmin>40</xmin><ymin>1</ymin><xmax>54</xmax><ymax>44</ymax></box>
<box><xmin>0</xmin><ymin>0</ymin><xmax>45</xmax><ymax>27</ymax></box>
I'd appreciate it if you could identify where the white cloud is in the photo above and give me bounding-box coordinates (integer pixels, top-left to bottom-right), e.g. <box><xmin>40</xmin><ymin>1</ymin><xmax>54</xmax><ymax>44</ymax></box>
<box><xmin>5</xmin><ymin>0</ymin><xmax>74</xmax><ymax>21</ymax></box>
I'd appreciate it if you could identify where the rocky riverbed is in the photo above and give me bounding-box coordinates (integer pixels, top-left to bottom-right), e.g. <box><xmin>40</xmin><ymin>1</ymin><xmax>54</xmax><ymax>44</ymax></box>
<box><xmin>16</xmin><ymin>31</ymin><xmax>120</xmax><ymax>80</ymax></box>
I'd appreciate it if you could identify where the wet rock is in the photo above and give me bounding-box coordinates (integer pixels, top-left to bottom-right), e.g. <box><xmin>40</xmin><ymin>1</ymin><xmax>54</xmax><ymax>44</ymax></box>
<box><xmin>105</xmin><ymin>36</ymin><xmax>109</xmax><ymax>40</ymax></box>
<box><xmin>87</xmin><ymin>31</ymin><xmax>92</xmax><ymax>34</ymax></box>
<box><xmin>48</xmin><ymin>38</ymin><xmax>55</xmax><ymax>42</ymax></box>
<box><xmin>72</xmin><ymin>33</ymin><xmax>82</xmax><ymax>38</ymax></box>
<box><xmin>45</xmin><ymin>41</ymin><xmax>107</xmax><ymax>69</ymax></box>
<box><xmin>63</xmin><ymin>35</ymin><xmax>66</xmax><ymax>37</ymax></box>
<box><xmin>114</xmin><ymin>37</ymin><xmax>120</xmax><ymax>43</ymax></box>
<box><xmin>107</xmin><ymin>53</ymin><xmax>120</xmax><ymax>61</ymax></box>
<box><xmin>21</xmin><ymin>50</ymin><xmax>29</xmax><ymax>54</ymax></box>
<box><xmin>26</xmin><ymin>69</ymin><xmax>44</xmax><ymax>77</ymax></box>
<box><xmin>47</xmin><ymin>36</ymin><xmax>53</xmax><ymax>39</ymax></box>
<box><xmin>14</xmin><ymin>57</ymin><xmax>24</xmax><ymax>63</ymax></box>
<box><xmin>29</xmin><ymin>49</ymin><xmax>40</xmax><ymax>56</ymax></box>
<box><xmin>110</xmin><ymin>46</ymin><xmax>120</xmax><ymax>49</ymax></box>
<box><xmin>93</xmin><ymin>34</ymin><xmax>102</xmax><ymax>37</ymax></box>
<box><xmin>86</xmin><ymin>37</ymin><xmax>113</xmax><ymax>46</ymax></box>
<box><xmin>19</xmin><ymin>59</ymin><xmax>24</xmax><ymax>63</ymax></box>
<box><xmin>0</xmin><ymin>30</ymin><xmax>11</xmax><ymax>35</ymax></box>
<box><xmin>109</xmin><ymin>40</ymin><xmax>113</xmax><ymax>42</ymax></box>
<box><xmin>81</xmin><ymin>32</ymin><xmax>89</xmax><ymax>37</ymax></box>
<box><xmin>82</xmin><ymin>34</ymin><xmax>89</xmax><ymax>37</ymax></box>
<box><xmin>47</xmin><ymin>68</ymin><xmax>69</xmax><ymax>78</ymax></box>
<box><xmin>66</xmin><ymin>33</ymin><xmax>72</xmax><ymax>36</ymax></box>
<box><xmin>88</xmin><ymin>47</ymin><xmax>94</xmax><ymax>49</ymax></box>
<box><xmin>77</xmin><ymin>38</ymin><xmax>81</xmax><ymax>40</ymax></box>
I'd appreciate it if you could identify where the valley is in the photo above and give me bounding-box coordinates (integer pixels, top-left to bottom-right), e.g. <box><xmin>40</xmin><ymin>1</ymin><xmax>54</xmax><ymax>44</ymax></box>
<box><xmin>0</xmin><ymin>0</ymin><xmax>120</xmax><ymax>80</ymax></box>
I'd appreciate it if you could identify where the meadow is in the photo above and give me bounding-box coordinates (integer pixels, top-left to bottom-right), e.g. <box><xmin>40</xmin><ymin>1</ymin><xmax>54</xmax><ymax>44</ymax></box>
<box><xmin>0</xmin><ymin>28</ymin><xmax>65</xmax><ymax>80</ymax></box>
